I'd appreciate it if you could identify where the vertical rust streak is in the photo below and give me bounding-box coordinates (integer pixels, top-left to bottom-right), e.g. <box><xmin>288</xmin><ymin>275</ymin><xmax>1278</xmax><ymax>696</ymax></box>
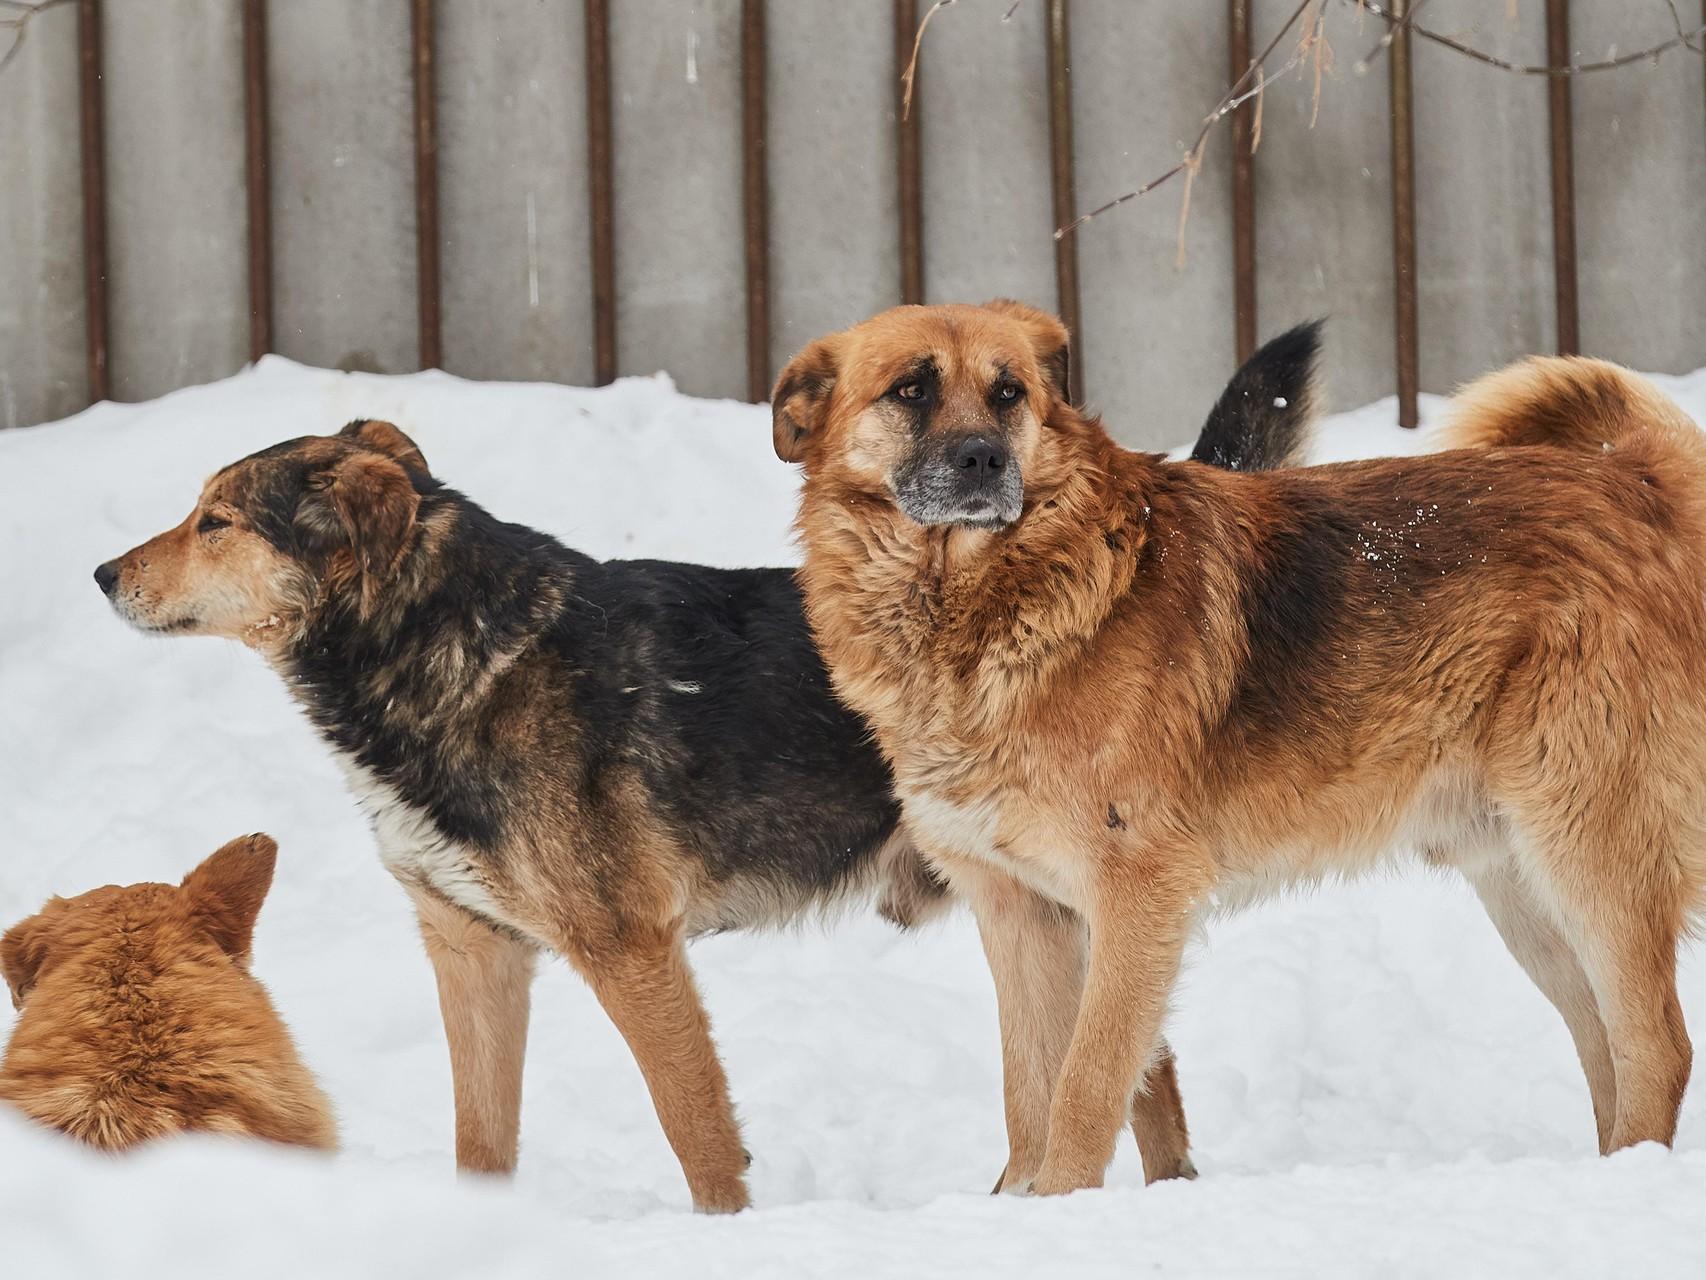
<box><xmin>76</xmin><ymin>0</ymin><xmax>108</xmax><ymax>404</ymax></box>
<box><xmin>1387</xmin><ymin>0</ymin><xmax>1419</xmax><ymax>429</ymax></box>
<box><xmin>412</xmin><ymin>0</ymin><xmax>442</xmax><ymax>370</ymax></box>
<box><xmin>585</xmin><ymin>0</ymin><xmax>617</xmax><ymax>385</ymax></box>
<box><xmin>1228</xmin><ymin>0</ymin><xmax>1257</xmax><ymax>363</ymax></box>
<box><xmin>1045</xmin><ymin>0</ymin><xmax>1083</xmax><ymax>405</ymax></box>
<box><xmin>242</xmin><ymin>0</ymin><xmax>272</xmax><ymax>362</ymax></box>
<box><xmin>1545</xmin><ymin>0</ymin><xmax>1579</xmax><ymax>355</ymax></box>
<box><xmin>741</xmin><ymin>0</ymin><xmax>771</xmax><ymax>402</ymax></box>
<box><xmin>894</xmin><ymin>0</ymin><xmax>924</xmax><ymax>305</ymax></box>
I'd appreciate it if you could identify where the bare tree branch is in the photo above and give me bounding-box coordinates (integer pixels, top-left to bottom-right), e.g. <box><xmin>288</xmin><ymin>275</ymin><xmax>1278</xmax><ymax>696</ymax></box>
<box><xmin>1357</xmin><ymin>0</ymin><xmax>1706</xmax><ymax>75</ymax></box>
<box><xmin>1056</xmin><ymin>0</ymin><xmax>1318</xmax><ymax>241</ymax></box>
<box><xmin>1057</xmin><ymin>0</ymin><xmax>1706</xmax><ymax>245</ymax></box>
<box><xmin>1352</xmin><ymin>0</ymin><xmax>1437</xmax><ymax>74</ymax></box>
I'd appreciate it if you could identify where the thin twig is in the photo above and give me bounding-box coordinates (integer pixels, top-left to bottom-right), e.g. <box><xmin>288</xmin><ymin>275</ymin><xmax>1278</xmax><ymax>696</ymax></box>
<box><xmin>1056</xmin><ymin>0</ymin><xmax>1317</xmax><ymax>239</ymax></box>
<box><xmin>0</xmin><ymin>0</ymin><xmax>72</xmax><ymax>80</ymax></box>
<box><xmin>1301</xmin><ymin>0</ymin><xmax>1334</xmax><ymax>127</ymax></box>
<box><xmin>1174</xmin><ymin>131</ymin><xmax>1205</xmax><ymax>267</ymax></box>
<box><xmin>1353</xmin><ymin>0</ymin><xmax>1435</xmax><ymax>74</ymax></box>
<box><xmin>901</xmin><ymin>0</ymin><xmax>960</xmax><ymax>121</ymax></box>
<box><xmin>1057</xmin><ymin>0</ymin><xmax>1706</xmax><ymax>243</ymax></box>
<box><xmin>1250</xmin><ymin>64</ymin><xmax>1266</xmax><ymax>153</ymax></box>
<box><xmin>1357</xmin><ymin>0</ymin><xmax>1706</xmax><ymax>74</ymax></box>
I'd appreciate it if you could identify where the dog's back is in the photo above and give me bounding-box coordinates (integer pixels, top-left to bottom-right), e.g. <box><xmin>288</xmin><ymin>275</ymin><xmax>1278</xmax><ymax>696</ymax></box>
<box><xmin>0</xmin><ymin>835</ymin><xmax>336</xmax><ymax>1152</ymax></box>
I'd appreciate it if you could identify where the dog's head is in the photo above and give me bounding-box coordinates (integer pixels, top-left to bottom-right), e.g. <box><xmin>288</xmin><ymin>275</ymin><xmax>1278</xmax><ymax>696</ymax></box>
<box><xmin>772</xmin><ymin>300</ymin><xmax>1071</xmax><ymax>530</ymax></box>
<box><xmin>94</xmin><ymin>421</ymin><xmax>431</xmax><ymax>647</ymax></box>
<box><xmin>0</xmin><ymin>833</ymin><xmax>279</xmax><ymax>1011</ymax></box>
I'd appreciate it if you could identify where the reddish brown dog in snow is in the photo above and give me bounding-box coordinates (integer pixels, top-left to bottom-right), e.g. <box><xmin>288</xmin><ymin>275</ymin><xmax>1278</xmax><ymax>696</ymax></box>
<box><xmin>778</xmin><ymin>298</ymin><xmax>1706</xmax><ymax>1194</ymax></box>
<box><xmin>0</xmin><ymin>834</ymin><xmax>336</xmax><ymax>1152</ymax></box>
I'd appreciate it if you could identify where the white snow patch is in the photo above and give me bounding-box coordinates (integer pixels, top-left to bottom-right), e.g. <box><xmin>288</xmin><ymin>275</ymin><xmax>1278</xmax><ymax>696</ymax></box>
<box><xmin>4</xmin><ymin>357</ymin><xmax>1706</xmax><ymax>1278</ymax></box>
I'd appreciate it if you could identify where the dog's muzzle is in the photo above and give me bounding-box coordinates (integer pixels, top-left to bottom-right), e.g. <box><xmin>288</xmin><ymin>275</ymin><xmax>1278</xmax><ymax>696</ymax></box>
<box><xmin>894</xmin><ymin>434</ymin><xmax>1023</xmax><ymax>529</ymax></box>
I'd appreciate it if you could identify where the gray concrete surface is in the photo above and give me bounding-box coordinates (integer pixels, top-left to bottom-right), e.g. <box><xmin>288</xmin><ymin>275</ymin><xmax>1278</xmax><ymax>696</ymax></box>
<box><xmin>1</xmin><ymin>1</ymin><xmax>1701</xmax><ymax>446</ymax></box>
<box><xmin>0</xmin><ymin>2</ymin><xmax>83</xmax><ymax>430</ymax></box>
<box><xmin>105</xmin><ymin>0</ymin><xmax>248</xmax><ymax>403</ymax></box>
<box><xmin>439</xmin><ymin>0</ymin><xmax>595</xmax><ymax>386</ymax></box>
<box><xmin>269</xmin><ymin>0</ymin><xmax>417</xmax><ymax>375</ymax></box>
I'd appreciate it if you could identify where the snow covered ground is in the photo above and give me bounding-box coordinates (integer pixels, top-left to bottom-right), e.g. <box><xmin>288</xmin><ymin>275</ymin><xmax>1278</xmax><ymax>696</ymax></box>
<box><xmin>4</xmin><ymin>357</ymin><xmax>1706</xmax><ymax>1278</ymax></box>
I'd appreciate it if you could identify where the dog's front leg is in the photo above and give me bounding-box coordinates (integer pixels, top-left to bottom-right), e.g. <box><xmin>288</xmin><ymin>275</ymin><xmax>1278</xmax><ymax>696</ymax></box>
<box><xmin>945</xmin><ymin>854</ymin><xmax>1085</xmax><ymax>1194</ymax></box>
<box><xmin>407</xmin><ymin>887</ymin><xmax>537</xmax><ymax>1175</ymax></box>
<box><xmin>569</xmin><ymin>925</ymin><xmax>751</xmax><ymax>1213</ymax></box>
<box><xmin>1031</xmin><ymin>843</ymin><xmax>1212</xmax><ymax>1197</ymax></box>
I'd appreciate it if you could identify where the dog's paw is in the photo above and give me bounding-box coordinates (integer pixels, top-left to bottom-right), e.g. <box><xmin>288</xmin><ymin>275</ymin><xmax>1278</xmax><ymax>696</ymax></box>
<box><xmin>691</xmin><ymin>1175</ymin><xmax>752</xmax><ymax>1215</ymax></box>
<box><xmin>1029</xmin><ymin>1162</ymin><xmax>1105</xmax><ymax>1198</ymax></box>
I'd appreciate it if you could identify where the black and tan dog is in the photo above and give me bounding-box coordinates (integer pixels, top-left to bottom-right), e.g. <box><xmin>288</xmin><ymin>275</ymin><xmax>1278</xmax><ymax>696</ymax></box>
<box><xmin>782</xmin><ymin>299</ymin><xmax>1706</xmax><ymax>1197</ymax></box>
<box><xmin>92</xmin><ymin>330</ymin><xmax>1316</xmax><ymax>1209</ymax></box>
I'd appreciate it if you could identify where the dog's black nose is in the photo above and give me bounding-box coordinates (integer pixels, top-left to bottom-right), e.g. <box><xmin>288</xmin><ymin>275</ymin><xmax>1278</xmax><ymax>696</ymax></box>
<box><xmin>952</xmin><ymin>437</ymin><xmax>1006</xmax><ymax>478</ymax></box>
<box><xmin>94</xmin><ymin>561</ymin><xmax>119</xmax><ymax>596</ymax></box>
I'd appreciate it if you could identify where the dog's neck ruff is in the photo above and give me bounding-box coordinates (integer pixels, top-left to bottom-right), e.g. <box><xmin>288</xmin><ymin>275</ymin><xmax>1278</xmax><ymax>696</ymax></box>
<box><xmin>795</xmin><ymin>425</ymin><xmax>1154</xmax><ymax>771</ymax></box>
<box><xmin>275</xmin><ymin>497</ymin><xmax>574</xmax><ymax>855</ymax></box>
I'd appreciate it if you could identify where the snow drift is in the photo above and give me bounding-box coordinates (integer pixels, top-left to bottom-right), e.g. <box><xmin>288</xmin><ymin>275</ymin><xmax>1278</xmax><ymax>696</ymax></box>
<box><xmin>3</xmin><ymin>357</ymin><xmax>1706</xmax><ymax>1278</ymax></box>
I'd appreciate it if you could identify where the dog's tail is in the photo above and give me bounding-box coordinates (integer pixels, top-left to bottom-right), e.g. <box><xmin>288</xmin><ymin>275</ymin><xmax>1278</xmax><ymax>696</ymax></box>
<box><xmin>1441</xmin><ymin>355</ymin><xmax>1704</xmax><ymax>467</ymax></box>
<box><xmin>1190</xmin><ymin>319</ymin><xmax>1324</xmax><ymax>472</ymax></box>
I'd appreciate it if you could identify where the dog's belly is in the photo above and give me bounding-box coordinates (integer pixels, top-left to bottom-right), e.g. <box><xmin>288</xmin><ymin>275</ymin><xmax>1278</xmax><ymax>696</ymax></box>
<box><xmin>898</xmin><ymin>786</ymin><xmax>1084</xmax><ymax>907</ymax></box>
<box><xmin>333</xmin><ymin>754</ymin><xmax>515</xmax><ymax>927</ymax></box>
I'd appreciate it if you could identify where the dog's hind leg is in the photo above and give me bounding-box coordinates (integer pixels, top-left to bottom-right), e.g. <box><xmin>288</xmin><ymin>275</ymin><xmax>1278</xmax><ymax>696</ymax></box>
<box><xmin>1553</xmin><ymin>873</ymin><xmax>1691</xmax><ymax>1152</ymax></box>
<box><xmin>570</xmin><ymin>925</ymin><xmax>750</xmax><ymax>1213</ymax></box>
<box><xmin>1463</xmin><ymin>860</ymin><xmax>1617</xmax><ymax>1152</ymax></box>
<box><xmin>407</xmin><ymin>887</ymin><xmax>537</xmax><ymax>1175</ymax></box>
<box><xmin>1129</xmin><ymin>1042</ymin><xmax>1196</xmax><ymax>1184</ymax></box>
<box><xmin>1504</xmin><ymin>784</ymin><xmax>1693</xmax><ymax>1152</ymax></box>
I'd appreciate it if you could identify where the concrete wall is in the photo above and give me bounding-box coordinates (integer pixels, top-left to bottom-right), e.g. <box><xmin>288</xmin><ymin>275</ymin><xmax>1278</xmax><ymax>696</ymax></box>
<box><xmin>1</xmin><ymin>0</ymin><xmax>1702</xmax><ymax>443</ymax></box>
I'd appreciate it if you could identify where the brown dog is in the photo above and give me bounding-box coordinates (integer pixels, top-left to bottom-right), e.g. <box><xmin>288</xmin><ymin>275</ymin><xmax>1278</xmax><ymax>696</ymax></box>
<box><xmin>0</xmin><ymin>834</ymin><xmax>336</xmax><ymax>1152</ymax></box>
<box><xmin>86</xmin><ymin>385</ymin><xmax>1309</xmax><ymax>1208</ymax></box>
<box><xmin>778</xmin><ymin>300</ymin><xmax>1706</xmax><ymax>1195</ymax></box>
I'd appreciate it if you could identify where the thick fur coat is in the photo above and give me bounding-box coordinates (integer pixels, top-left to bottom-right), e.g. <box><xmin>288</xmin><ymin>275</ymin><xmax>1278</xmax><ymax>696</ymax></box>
<box><xmin>0</xmin><ymin>835</ymin><xmax>336</xmax><ymax>1152</ymax></box>
<box><xmin>90</xmin><ymin>338</ymin><xmax>1315</xmax><ymax>1209</ymax></box>
<box><xmin>782</xmin><ymin>300</ymin><xmax>1706</xmax><ymax>1195</ymax></box>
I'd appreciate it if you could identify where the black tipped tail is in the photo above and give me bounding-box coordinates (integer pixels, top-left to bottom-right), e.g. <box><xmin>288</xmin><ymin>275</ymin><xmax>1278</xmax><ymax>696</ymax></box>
<box><xmin>1190</xmin><ymin>319</ymin><xmax>1325</xmax><ymax>472</ymax></box>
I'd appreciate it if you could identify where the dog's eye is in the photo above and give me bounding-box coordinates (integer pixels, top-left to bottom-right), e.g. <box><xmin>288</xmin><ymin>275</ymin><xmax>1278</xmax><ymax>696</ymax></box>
<box><xmin>995</xmin><ymin>382</ymin><xmax>1023</xmax><ymax>403</ymax></box>
<box><xmin>894</xmin><ymin>381</ymin><xmax>926</xmax><ymax>402</ymax></box>
<box><xmin>197</xmin><ymin>513</ymin><xmax>230</xmax><ymax>535</ymax></box>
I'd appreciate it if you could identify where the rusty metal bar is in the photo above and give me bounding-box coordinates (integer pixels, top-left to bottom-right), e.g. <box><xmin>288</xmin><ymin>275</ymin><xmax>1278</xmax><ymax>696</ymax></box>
<box><xmin>242</xmin><ymin>0</ymin><xmax>272</xmax><ymax>362</ymax></box>
<box><xmin>1545</xmin><ymin>0</ymin><xmax>1579</xmax><ymax>355</ymax></box>
<box><xmin>894</xmin><ymin>0</ymin><xmax>924</xmax><ymax>305</ymax></box>
<box><xmin>411</xmin><ymin>0</ymin><xmax>442</xmax><ymax>370</ymax></box>
<box><xmin>1228</xmin><ymin>0</ymin><xmax>1257</xmax><ymax>364</ymax></box>
<box><xmin>77</xmin><ymin>0</ymin><xmax>108</xmax><ymax>403</ymax></box>
<box><xmin>1387</xmin><ymin>0</ymin><xmax>1418</xmax><ymax>428</ymax></box>
<box><xmin>585</xmin><ymin>0</ymin><xmax>617</xmax><ymax>385</ymax></box>
<box><xmin>1045</xmin><ymin>0</ymin><xmax>1083</xmax><ymax>405</ymax></box>
<box><xmin>741</xmin><ymin>0</ymin><xmax>770</xmax><ymax>402</ymax></box>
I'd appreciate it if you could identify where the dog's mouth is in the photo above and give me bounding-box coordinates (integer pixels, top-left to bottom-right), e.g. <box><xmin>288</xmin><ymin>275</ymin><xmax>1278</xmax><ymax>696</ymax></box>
<box><xmin>137</xmin><ymin>614</ymin><xmax>202</xmax><ymax>634</ymax></box>
<box><xmin>892</xmin><ymin>469</ymin><xmax>1024</xmax><ymax>531</ymax></box>
<box><xmin>110</xmin><ymin>600</ymin><xmax>202</xmax><ymax>635</ymax></box>
<box><xmin>896</xmin><ymin>494</ymin><xmax>1017</xmax><ymax>530</ymax></box>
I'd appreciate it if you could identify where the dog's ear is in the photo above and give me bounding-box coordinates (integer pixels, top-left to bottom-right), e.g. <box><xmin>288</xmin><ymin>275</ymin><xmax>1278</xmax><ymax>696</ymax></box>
<box><xmin>983</xmin><ymin>299</ymin><xmax>1072</xmax><ymax>405</ymax></box>
<box><xmin>297</xmin><ymin>450</ymin><xmax>421</xmax><ymax>612</ymax></box>
<box><xmin>339</xmin><ymin>419</ymin><xmax>430</xmax><ymax>481</ymax></box>
<box><xmin>0</xmin><ymin>909</ymin><xmax>56</xmax><ymax>1009</ymax></box>
<box><xmin>771</xmin><ymin>337</ymin><xmax>841</xmax><ymax>463</ymax></box>
<box><xmin>181</xmin><ymin>833</ymin><xmax>278</xmax><ymax>964</ymax></box>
